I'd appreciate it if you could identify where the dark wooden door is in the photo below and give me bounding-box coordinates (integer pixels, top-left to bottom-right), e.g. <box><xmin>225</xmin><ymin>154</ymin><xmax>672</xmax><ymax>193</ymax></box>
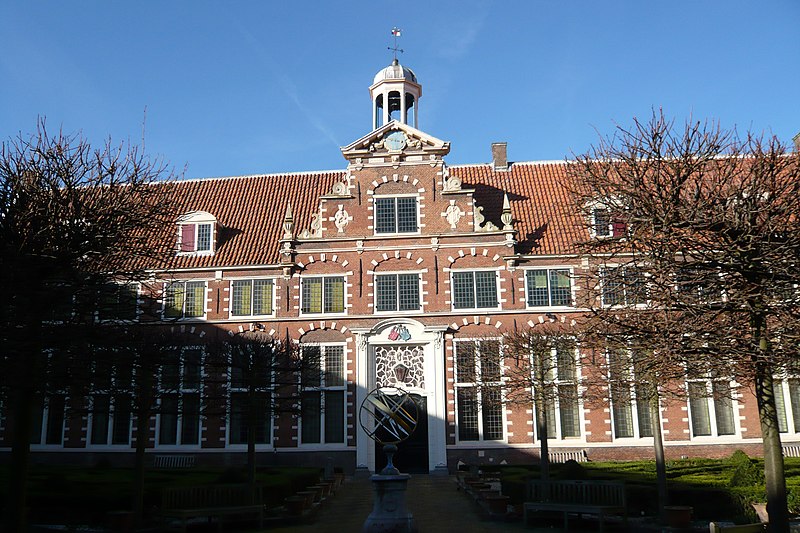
<box><xmin>374</xmin><ymin>394</ymin><xmax>429</xmax><ymax>474</ymax></box>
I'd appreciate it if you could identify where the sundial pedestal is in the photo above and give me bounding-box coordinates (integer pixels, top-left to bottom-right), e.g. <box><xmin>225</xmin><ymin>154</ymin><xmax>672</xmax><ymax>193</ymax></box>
<box><xmin>362</xmin><ymin>445</ymin><xmax>418</xmax><ymax>533</ymax></box>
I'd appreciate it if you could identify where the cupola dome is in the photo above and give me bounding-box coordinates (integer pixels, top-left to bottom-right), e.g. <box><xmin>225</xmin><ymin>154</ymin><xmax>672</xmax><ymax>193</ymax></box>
<box><xmin>373</xmin><ymin>59</ymin><xmax>418</xmax><ymax>84</ymax></box>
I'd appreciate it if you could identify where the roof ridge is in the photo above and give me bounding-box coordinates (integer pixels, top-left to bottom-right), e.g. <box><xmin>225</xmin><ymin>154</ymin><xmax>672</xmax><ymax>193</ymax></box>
<box><xmin>450</xmin><ymin>159</ymin><xmax>569</xmax><ymax>169</ymax></box>
<box><xmin>177</xmin><ymin>169</ymin><xmax>346</xmax><ymax>184</ymax></box>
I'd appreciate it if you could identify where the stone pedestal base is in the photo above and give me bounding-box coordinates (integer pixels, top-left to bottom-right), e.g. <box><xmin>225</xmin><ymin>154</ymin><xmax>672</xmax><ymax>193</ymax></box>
<box><xmin>362</xmin><ymin>474</ymin><xmax>418</xmax><ymax>533</ymax></box>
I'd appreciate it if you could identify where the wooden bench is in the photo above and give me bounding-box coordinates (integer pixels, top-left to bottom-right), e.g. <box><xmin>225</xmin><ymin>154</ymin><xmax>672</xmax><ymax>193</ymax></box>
<box><xmin>154</xmin><ymin>454</ymin><xmax>196</xmax><ymax>468</ymax></box>
<box><xmin>549</xmin><ymin>449</ymin><xmax>588</xmax><ymax>463</ymax></box>
<box><xmin>524</xmin><ymin>479</ymin><xmax>627</xmax><ymax>532</ymax></box>
<box><xmin>160</xmin><ymin>484</ymin><xmax>264</xmax><ymax>532</ymax></box>
<box><xmin>709</xmin><ymin>522</ymin><xmax>767</xmax><ymax>533</ymax></box>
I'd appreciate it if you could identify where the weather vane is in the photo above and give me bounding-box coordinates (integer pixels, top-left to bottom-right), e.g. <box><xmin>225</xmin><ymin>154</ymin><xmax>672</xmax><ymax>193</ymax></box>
<box><xmin>389</xmin><ymin>27</ymin><xmax>403</xmax><ymax>61</ymax></box>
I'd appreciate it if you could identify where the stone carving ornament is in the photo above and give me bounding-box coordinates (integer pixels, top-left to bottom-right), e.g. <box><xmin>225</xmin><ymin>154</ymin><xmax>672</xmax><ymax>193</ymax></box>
<box><xmin>444</xmin><ymin>200</ymin><xmax>464</xmax><ymax>229</ymax></box>
<box><xmin>374</xmin><ymin>344</ymin><xmax>425</xmax><ymax>389</ymax></box>
<box><xmin>334</xmin><ymin>204</ymin><xmax>350</xmax><ymax>233</ymax></box>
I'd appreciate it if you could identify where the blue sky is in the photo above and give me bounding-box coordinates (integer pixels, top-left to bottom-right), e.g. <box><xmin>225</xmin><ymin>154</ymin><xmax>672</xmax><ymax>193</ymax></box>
<box><xmin>2</xmin><ymin>1</ymin><xmax>798</xmax><ymax>179</ymax></box>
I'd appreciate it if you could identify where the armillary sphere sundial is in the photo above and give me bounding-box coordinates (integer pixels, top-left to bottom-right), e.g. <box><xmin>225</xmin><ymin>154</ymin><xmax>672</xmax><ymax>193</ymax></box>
<box><xmin>359</xmin><ymin>385</ymin><xmax>420</xmax><ymax>533</ymax></box>
<box><xmin>359</xmin><ymin>386</ymin><xmax>419</xmax><ymax>475</ymax></box>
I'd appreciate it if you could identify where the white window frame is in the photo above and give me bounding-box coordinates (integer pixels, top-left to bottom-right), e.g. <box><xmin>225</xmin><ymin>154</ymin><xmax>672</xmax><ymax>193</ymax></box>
<box><xmin>686</xmin><ymin>376</ymin><xmax>740</xmax><ymax>440</ymax></box>
<box><xmin>156</xmin><ymin>347</ymin><xmax>204</xmax><ymax>448</ymax></box>
<box><xmin>29</xmin><ymin>395</ymin><xmax>67</xmax><ymax>448</ymax></box>
<box><xmin>524</xmin><ymin>267</ymin><xmax>575</xmax><ymax>309</ymax></box>
<box><xmin>229</xmin><ymin>278</ymin><xmax>276</xmax><ymax>318</ymax></box>
<box><xmin>374</xmin><ymin>271</ymin><xmax>422</xmax><ymax>313</ymax></box>
<box><xmin>299</xmin><ymin>275</ymin><xmax>347</xmax><ymax>316</ymax></box>
<box><xmin>299</xmin><ymin>343</ymin><xmax>347</xmax><ymax>447</ymax></box>
<box><xmin>373</xmin><ymin>194</ymin><xmax>420</xmax><ymax>235</ymax></box>
<box><xmin>606</xmin><ymin>348</ymin><xmax>655</xmax><ymax>441</ymax></box>
<box><xmin>163</xmin><ymin>280</ymin><xmax>207</xmax><ymax>320</ymax></box>
<box><xmin>533</xmin><ymin>341</ymin><xmax>584</xmax><ymax>441</ymax></box>
<box><xmin>176</xmin><ymin>211</ymin><xmax>216</xmax><ymax>257</ymax></box>
<box><xmin>227</xmin><ymin>348</ymin><xmax>274</xmax><ymax>448</ymax></box>
<box><xmin>450</xmin><ymin>269</ymin><xmax>501</xmax><ymax>311</ymax></box>
<box><xmin>87</xmin><ymin>393</ymin><xmax>132</xmax><ymax>448</ymax></box>
<box><xmin>97</xmin><ymin>282</ymin><xmax>140</xmax><ymax>323</ymax></box>
<box><xmin>600</xmin><ymin>266</ymin><xmax>648</xmax><ymax>308</ymax></box>
<box><xmin>773</xmin><ymin>376</ymin><xmax>800</xmax><ymax>436</ymax></box>
<box><xmin>453</xmin><ymin>339</ymin><xmax>506</xmax><ymax>444</ymax></box>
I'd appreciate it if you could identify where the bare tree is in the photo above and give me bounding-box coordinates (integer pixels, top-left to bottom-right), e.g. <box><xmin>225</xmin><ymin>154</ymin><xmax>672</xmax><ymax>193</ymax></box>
<box><xmin>0</xmin><ymin>122</ymin><xmax>180</xmax><ymax>533</ymax></box>
<box><xmin>568</xmin><ymin>111</ymin><xmax>800</xmax><ymax>532</ymax></box>
<box><xmin>502</xmin><ymin>320</ymin><xmax>586</xmax><ymax>482</ymax></box>
<box><xmin>206</xmin><ymin>331</ymin><xmax>304</xmax><ymax>501</ymax></box>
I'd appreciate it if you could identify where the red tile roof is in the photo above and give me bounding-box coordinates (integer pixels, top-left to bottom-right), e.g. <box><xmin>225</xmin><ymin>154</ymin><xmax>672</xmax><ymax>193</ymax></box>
<box><xmin>450</xmin><ymin>162</ymin><xmax>582</xmax><ymax>255</ymax></box>
<box><xmin>150</xmin><ymin>161</ymin><xmax>582</xmax><ymax>270</ymax></box>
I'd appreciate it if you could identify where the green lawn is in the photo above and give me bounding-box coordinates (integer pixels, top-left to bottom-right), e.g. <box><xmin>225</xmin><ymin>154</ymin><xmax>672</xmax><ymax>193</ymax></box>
<box><xmin>494</xmin><ymin>454</ymin><xmax>800</xmax><ymax>524</ymax></box>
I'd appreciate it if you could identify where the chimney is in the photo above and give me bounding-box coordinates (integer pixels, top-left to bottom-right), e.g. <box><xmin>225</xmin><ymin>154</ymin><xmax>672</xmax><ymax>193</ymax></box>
<box><xmin>491</xmin><ymin>142</ymin><xmax>508</xmax><ymax>171</ymax></box>
<box><xmin>793</xmin><ymin>132</ymin><xmax>800</xmax><ymax>152</ymax></box>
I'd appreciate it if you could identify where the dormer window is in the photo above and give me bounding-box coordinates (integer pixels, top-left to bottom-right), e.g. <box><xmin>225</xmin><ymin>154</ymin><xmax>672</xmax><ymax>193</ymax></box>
<box><xmin>590</xmin><ymin>204</ymin><xmax>627</xmax><ymax>239</ymax></box>
<box><xmin>177</xmin><ymin>211</ymin><xmax>217</xmax><ymax>256</ymax></box>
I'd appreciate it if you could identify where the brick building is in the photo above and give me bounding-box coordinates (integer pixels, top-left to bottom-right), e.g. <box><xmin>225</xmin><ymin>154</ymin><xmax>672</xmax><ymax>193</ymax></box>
<box><xmin>6</xmin><ymin>60</ymin><xmax>794</xmax><ymax>473</ymax></box>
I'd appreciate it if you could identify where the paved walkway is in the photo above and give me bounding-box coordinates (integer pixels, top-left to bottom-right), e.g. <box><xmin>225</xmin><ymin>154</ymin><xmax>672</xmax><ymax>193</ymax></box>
<box><xmin>261</xmin><ymin>475</ymin><xmax>532</xmax><ymax>532</ymax></box>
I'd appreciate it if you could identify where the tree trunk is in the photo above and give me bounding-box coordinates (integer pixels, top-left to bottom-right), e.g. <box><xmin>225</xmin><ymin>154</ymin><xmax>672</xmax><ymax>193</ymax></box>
<box><xmin>5</xmin><ymin>383</ymin><xmax>34</xmax><ymax>533</ymax></box>
<box><xmin>650</xmin><ymin>390</ymin><xmax>669</xmax><ymax>523</ymax></box>
<box><xmin>132</xmin><ymin>410</ymin><xmax>149</xmax><ymax>527</ymax></box>
<box><xmin>247</xmin><ymin>390</ymin><xmax>258</xmax><ymax>505</ymax></box>
<box><xmin>752</xmin><ymin>312</ymin><xmax>789</xmax><ymax>533</ymax></box>
<box><xmin>535</xmin><ymin>391</ymin><xmax>550</xmax><ymax>482</ymax></box>
<box><xmin>132</xmin><ymin>386</ymin><xmax>154</xmax><ymax>528</ymax></box>
<box><xmin>755</xmin><ymin>369</ymin><xmax>788</xmax><ymax>533</ymax></box>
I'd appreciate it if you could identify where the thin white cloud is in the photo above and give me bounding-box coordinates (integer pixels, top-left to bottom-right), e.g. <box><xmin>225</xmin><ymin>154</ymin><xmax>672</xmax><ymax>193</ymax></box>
<box><xmin>235</xmin><ymin>25</ymin><xmax>340</xmax><ymax>149</ymax></box>
<box><xmin>435</xmin><ymin>4</ymin><xmax>490</xmax><ymax>61</ymax></box>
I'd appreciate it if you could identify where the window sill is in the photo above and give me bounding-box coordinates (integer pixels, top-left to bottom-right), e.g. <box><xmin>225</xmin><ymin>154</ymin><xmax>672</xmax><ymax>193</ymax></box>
<box><xmin>297</xmin><ymin>443</ymin><xmax>349</xmax><ymax>450</ymax></box>
<box><xmin>373</xmin><ymin>231</ymin><xmax>422</xmax><ymax>237</ymax></box>
<box><xmin>176</xmin><ymin>251</ymin><xmax>215</xmax><ymax>257</ymax></box>
<box><xmin>451</xmin><ymin>306</ymin><xmax>501</xmax><ymax>312</ymax></box>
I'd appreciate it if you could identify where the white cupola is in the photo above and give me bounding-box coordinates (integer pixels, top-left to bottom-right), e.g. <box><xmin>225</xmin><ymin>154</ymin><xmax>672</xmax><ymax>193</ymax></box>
<box><xmin>369</xmin><ymin>59</ymin><xmax>422</xmax><ymax>130</ymax></box>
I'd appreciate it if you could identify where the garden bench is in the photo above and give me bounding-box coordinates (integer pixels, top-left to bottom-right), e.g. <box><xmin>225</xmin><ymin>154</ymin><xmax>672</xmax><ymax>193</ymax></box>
<box><xmin>160</xmin><ymin>484</ymin><xmax>264</xmax><ymax>532</ymax></box>
<box><xmin>549</xmin><ymin>449</ymin><xmax>588</xmax><ymax>463</ymax></box>
<box><xmin>154</xmin><ymin>454</ymin><xmax>196</xmax><ymax>468</ymax></box>
<box><xmin>709</xmin><ymin>522</ymin><xmax>767</xmax><ymax>533</ymax></box>
<box><xmin>523</xmin><ymin>479</ymin><xmax>627</xmax><ymax>532</ymax></box>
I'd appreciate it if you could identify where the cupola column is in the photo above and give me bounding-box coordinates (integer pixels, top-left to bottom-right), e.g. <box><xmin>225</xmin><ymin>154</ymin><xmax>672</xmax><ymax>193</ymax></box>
<box><xmin>369</xmin><ymin>59</ymin><xmax>422</xmax><ymax>130</ymax></box>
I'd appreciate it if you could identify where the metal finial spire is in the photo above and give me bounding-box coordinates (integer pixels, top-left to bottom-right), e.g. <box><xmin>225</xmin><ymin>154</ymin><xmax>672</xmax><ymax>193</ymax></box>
<box><xmin>388</xmin><ymin>27</ymin><xmax>403</xmax><ymax>61</ymax></box>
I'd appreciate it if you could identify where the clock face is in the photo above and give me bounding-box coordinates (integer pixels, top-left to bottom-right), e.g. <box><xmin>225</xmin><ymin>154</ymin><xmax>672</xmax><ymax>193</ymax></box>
<box><xmin>383</xmin><ymin>131</ymin><xmax>407</xmax><ymax>151</ymax></box>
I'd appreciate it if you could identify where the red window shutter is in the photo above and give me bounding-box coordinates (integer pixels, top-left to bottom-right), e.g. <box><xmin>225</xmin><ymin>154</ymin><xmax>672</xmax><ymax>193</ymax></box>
<box><xmin>180</xmin><ymin>224</ymin><xmax>195</xmax><ymax>252</ymax></box>
<box><xmin>612</xmin><ymin>218</ymin><xmax>627</xmax><ymax>238</ymax></box>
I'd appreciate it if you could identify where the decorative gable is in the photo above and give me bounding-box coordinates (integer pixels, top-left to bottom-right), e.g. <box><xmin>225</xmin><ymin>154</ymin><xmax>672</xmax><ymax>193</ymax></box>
<box><xmin>340</xmin><ymin>121</ymin><xmax>450</xmax><ymax>167</ymax></box>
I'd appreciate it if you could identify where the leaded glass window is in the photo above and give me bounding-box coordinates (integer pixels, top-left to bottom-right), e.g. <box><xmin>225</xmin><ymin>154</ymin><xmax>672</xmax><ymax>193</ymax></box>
<box><xmin>687</xmin><ymin>378</ymin><xmax>736</xmax><ymax>437</ymax></box>
<box><xmin>301</xmin><ymin>276</ymin><xmax>345</xmax><ymax>314</ymax></box>
<box><xmin>158</xmin><ymin>348</ymin><xmax>202</xmax><ymax>446</ymax></box>
<box><xmin>164</xmin><ymin>281</ymin><xmax>205</xmax><ymax>319</ymax></box>
<box><xmin>231</xmin><ymin>279</ymin><xmax>274</xmax><ymax>316</ymax></box>
<box><xmin>375</xmin><ymin>273</ymin><xmax>420</xmax><ymax>312</ymax></box>
<box><xmin>454</xmin><ymin>340</ymin><xmax>503</xmax><ymax>442</ymax></box>
<box><xmin>300</xmin><ymin>344</ymin><xmax>346</xmax><ymax>444</ymax></box>
<box><xmin>374</xmin><ymin>196</ymin><xmax>418</xmax><ymax>234</ymax></box>
<box><xmin>452</xmin><ymin>271</ymin><xmax>498</xmax><ymax>309</ymax></box>
<box><xmin>526</xmin><ymin>269</ymin><xmax>573</xmax><ymax>307</ymax></box>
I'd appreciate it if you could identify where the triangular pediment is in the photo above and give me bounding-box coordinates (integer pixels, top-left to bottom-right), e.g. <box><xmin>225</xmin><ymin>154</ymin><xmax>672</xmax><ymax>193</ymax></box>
<box><xmin>340</xmin><ymin>120</ymin><xmax>450</xmax><ymax>162</ymax></box>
